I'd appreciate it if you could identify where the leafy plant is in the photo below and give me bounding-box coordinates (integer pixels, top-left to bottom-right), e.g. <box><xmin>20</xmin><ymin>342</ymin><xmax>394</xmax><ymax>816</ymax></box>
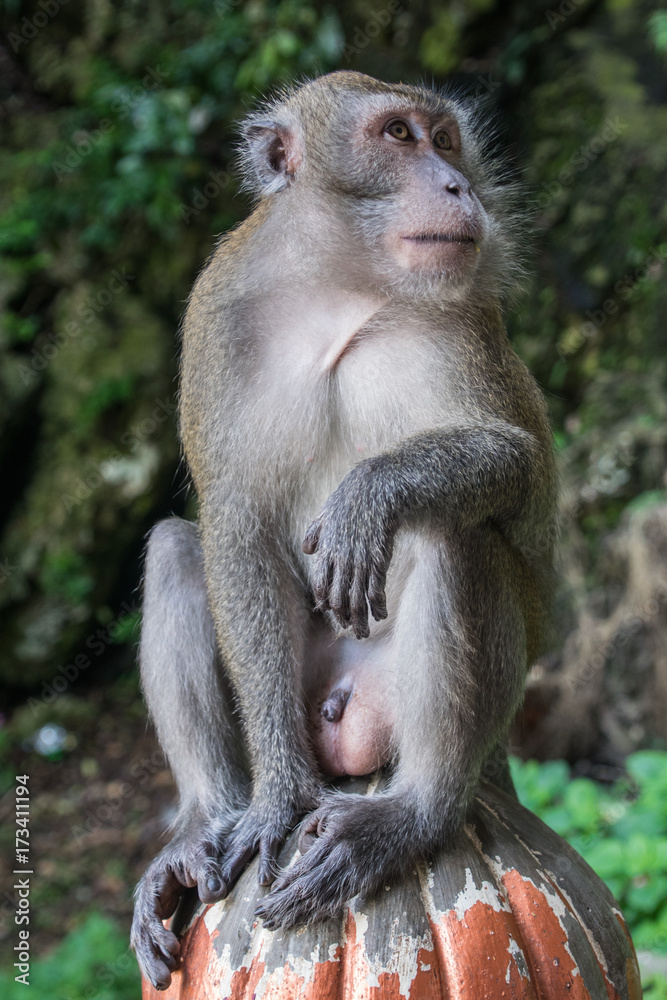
<box><xmin>511</xmin><ymin>751</ymin><xmax>667</xmax><ymax>992</ymax></box>
<box><xmin>0</xmin><ymin>913</ymin><xmax>139</xmax><ymax>1000</ymax></box>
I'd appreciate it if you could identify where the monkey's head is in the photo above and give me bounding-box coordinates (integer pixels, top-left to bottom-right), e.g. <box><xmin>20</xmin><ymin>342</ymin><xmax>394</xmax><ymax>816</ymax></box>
<box><xmin>241</xmin><ymin>72</ymin><xmax>523</xmax><ymax>301</ymax></box>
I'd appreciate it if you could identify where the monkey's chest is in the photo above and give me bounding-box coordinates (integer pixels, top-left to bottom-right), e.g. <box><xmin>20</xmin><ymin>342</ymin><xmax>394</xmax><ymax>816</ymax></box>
<box><xmin>234</xmin><ymin>304</ymin><xmax>468</xmax><ymax>528</ymax></box>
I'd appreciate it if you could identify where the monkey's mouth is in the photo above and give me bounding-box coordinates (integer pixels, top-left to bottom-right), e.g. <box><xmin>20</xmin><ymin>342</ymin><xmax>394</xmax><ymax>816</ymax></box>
<box><xmin>394</xmin><ymin>231</ymin><xmax>481</xmax><ymax>274</ymax></box>
<box><xmin>403</xmin><ymin>233</ymin><xmax>477</xmax><ymax>245</ymax></box>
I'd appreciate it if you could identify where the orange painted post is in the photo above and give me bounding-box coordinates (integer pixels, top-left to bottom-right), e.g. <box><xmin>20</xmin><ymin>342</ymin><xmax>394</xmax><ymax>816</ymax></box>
<box><xmin>141</xmin><ymin>781</ymin><xmax>641</xmax><ymax>1000</ymax></box>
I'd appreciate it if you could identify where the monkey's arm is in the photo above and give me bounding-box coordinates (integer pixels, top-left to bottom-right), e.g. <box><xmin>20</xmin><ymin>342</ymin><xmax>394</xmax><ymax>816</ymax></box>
<box><xmin>304</xmin><ymin>421</ymin><xmax>549</xmax><ymax>638</ymax></box>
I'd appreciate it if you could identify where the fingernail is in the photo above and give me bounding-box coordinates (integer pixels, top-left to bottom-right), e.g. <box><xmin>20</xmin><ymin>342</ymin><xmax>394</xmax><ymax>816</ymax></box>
<box><xmin>207</xmin><ymin>876</ymin><xmax>221</xmax><ymax>893</ymax></box>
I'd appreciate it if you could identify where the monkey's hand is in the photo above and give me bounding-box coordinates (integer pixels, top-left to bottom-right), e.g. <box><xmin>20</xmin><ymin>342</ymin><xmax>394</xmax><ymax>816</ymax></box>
<box><xmin>303</xmin><ymin>461</ymin><xmax>396</xmax><ymax>638</ymax></box>
<box><xmin>255</xmin><ymin>793</ymin><xmax>417</xmax><ymax>929</ymax></box>
<box><xmin>131</xmin><ymin>817</ymin><xmax>238</xmax><ymax>990</ymax></box>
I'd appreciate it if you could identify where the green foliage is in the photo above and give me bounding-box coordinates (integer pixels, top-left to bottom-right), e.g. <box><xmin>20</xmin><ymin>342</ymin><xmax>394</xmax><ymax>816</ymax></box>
<box><xmin>39</xmin><ymin>549</ymin><xmax>94</xmax><ymax>604</ymax></box>
<box><xmin>108</xmin><ymin>609</ymin><xmax>141</xmax><ymax>645</ymax></box>
<box><xmin>0</xmin><ymin>0</ymin><xmax>346</xmax><ymax>684</ymax></box>
<box><xmin>0</xmin><ymin>913</ymin><xmax>139</xmax><ymax>1000</ymax></box>
<box><xmin>648</xmin><ymin>11</ymin><xmax>667</xmax><ymax>54</ymax></box>
<box><xmin>645</xmin><ymin>973</ymin><xmax>667</xmax><ymax>1000</ymax></box>
<box><xmin>1</xmin><ymin>1</ymin><xmax>665</xmax><ymax>994</ymax></box>
<box><xmin>512</xmin><ymin>752</ymin><xmax>667</xmax><ymax>990</ymax></box>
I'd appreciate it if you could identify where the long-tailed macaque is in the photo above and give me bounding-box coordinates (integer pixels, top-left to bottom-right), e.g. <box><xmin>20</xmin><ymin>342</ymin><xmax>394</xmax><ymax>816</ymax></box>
<box><xmin>131</xmin><ymin>71</ymin><xmax>556</xmax><ymax>989</ymax></box>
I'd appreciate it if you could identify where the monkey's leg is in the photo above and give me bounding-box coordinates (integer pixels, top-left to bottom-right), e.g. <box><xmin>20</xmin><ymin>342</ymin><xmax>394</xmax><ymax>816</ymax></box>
<box><xmin>199</xmin><ymin>518</ymin><xmax>322</xmax><ymax>897</ymax></box>
<box><xmin>256</xmin><ymin>529</ymin><xmax>527</xmax><ymax>929</ymax></box>
<box><xmin>131</xmin><ymin>518</ymin><xmax>250</xmax><ymax>991</ymax></box>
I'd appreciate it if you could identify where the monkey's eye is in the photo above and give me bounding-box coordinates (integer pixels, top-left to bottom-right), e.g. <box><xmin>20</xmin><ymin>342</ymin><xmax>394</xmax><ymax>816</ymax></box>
<box><xmin>385</xmin><ymin>119</ymin><xmax>412</xmax><ymax>141</ymax></box>
<box><xmin>433</xmin><ymin>129</ymin><xmax>452</xmax><ymax>150</ymax></box>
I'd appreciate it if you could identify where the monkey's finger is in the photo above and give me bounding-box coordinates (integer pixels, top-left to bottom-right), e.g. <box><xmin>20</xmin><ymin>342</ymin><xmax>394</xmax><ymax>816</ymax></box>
<box><xmin>142</xmin><ymin>948</ymin><xmax>177</xmax><ymax>992</ymax></box>
<box><xmin>181</xmin><ymin>839</ymin><xmax>227</xmax><ymax>901</ymax></box>
<box><xmin>349</xmin><ymin>572</ymin><xmax>370</xmax><ymax>639</ymax></box>
<box><xmin>302</xmin><ymin>518</ymin><xmax>322</xmax><ymax>554</ymax></box>
<box><xmin>143</xmin><ymin>867</ymin><xmax>187</xmax><ymax>920</ymax></box>
<box><xmin>258</xmin><ymin>836</ymin><xmax>283</xmax><ymax>886</ymax></box>
<box><xmin>152</xmin><ymin>935</ymin><xmax>180</xmax><ymax>973</ymax></box>
<box><xmin>298</xmin><ymin>811</ymin><xmax>328</xmax><ymax>852</ymax></box>
<box><xmin>150</xmin><ymin>943</ymin><xmax>179</xmax><ymax>989</ymax></box>
<box><xmin>155</xmin><ymin>927</ymin><xmax>180</xmax><ymax>958</ymax></box>
<box><xmin>269</xmin><ymin>838</ymin><xmax>330</xmax><ymax>894</ymax></box>
<box><xmin>170</xmin><ymin>861</ymin><xmax>197</xmax><ymax>891</ymax></box>
<box><xmin>256</xmin><ymin>843</ymin><xmax>352</xmax><ymax>929</ymax></box>
<box><xmin>328</xmin><ymin>563</ymin><xmax>351</xmax><ymax>628</ymax></box>
<box><xmin>312</xmin><ymin>556</ymin><xmax>334</xmax><ymax>610</ymax></box>
<box><xmin>368</xmin><ymin>568</ymin><xmax>388</xmax><ymax>622</ymax></box>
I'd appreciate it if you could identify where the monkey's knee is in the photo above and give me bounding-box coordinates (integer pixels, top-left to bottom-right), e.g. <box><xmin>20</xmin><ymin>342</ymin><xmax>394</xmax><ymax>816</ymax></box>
<box><xmin>142</xmin><ymin>517</ymin><xmax>211</xmax><ymax>636</ymax></box>
<box><xmin>140</xmin><ymin>516</ymin><xmax>217</xmax><ymax>693</ymax></box>
<box><xmin>145</xmin><ymin>518</ymin><xmax>202</xmax><ymax>577</ymax></box>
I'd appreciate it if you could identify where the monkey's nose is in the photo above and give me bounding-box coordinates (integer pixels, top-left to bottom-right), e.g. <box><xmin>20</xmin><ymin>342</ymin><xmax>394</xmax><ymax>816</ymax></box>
<box><xmin>445</xmin><ymin>180</ymin><xmax>472</xmax><ymax>197</ymax></box>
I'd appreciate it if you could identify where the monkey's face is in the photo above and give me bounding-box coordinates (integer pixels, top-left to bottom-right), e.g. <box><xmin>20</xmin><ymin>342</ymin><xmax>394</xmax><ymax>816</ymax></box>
<box><xmin>242</xmin><ymin>74</ymin><xmax>519</xmax><ymax>301</ymax></box>
<box><xmin>364</xmin><ymin>109</ymin><xmax>486</xmax><ymax>280</ymax></box>
<box><xmin>316</xmin><ymin>96</ymin><xmax>492</xmax><ymax>296</ymax></box>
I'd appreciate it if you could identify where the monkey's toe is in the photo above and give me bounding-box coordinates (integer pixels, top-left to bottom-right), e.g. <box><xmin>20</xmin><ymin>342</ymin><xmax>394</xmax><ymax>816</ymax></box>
<box><xmin>255</xmin><ymin>839</ymin><xmax>356</xmax><ymax>929</ymax></box>
<box><xmin>131</xmin><ymin>905</ymin><xmax>180</xmax><ymax>991</ymax></box>
<box><xmin>132</xmin><ymin>825</ymin><xmax>238</xmax><ymax>986</ymax></box>
<box><xmin>197</xmin><ymin>866</ymin><xmax>227</xmax><ymax>903</ymax></box>
<box><xmin>298</xmin><ymin>810</ymin><xmax>329</xmax><ymax>853</ymax></box>
<box><xmin>218</xmin><ymin>842</ymin><xmax>257</xmax><ymax>892</ymax></box>
<box><xmin>169</xmin><ymin>841</ymin><xmax>228</xmax><ymax>904</ymax></box>
<box><xmin>219</xmin><ymin>797</ymin><xmax>319</xmax><ymax>893</ymax></box>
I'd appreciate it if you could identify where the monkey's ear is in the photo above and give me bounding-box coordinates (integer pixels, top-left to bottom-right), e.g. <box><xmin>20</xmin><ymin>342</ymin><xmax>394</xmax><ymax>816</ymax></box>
<box><xmin>242</xmin><ymin>119</ymin><xmax>303</xmax><ymax>196</ymax></box>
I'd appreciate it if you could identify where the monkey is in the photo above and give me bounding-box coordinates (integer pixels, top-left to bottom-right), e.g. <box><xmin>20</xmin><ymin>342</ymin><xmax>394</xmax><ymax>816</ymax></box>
<box><xmin>130</xmin><ymin>71</ymin><xmax>556</xmax><ymax>990</ymax></box>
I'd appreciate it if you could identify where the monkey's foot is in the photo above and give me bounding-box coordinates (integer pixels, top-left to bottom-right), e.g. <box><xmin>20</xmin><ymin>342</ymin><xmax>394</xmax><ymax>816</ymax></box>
<box><xmin>254</xmin><ymin>794</ymin><xmax>412</xmax><ymax>929</ymax></box>
<box><xmin>214</xmin><ymin>789</ymin><xmax>321</xmax><ymax>897</ymax></box>
<box><xmin>131</xmin><ymin>820</ymin><xmax>235</xmax><ymax>991</ymax></box>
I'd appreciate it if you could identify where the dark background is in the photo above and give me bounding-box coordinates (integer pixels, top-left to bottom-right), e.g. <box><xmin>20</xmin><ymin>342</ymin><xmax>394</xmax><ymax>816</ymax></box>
<box><xmin>0</xmin><ymin>0</ymin><xmax>666</xmax><ymax>995</ymax></box>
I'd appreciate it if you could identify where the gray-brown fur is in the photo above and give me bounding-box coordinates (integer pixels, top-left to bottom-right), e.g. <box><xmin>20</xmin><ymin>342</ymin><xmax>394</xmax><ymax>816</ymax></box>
<box><xmin>131</xmin><ymin>71</ymin><xmax>556</xmax><ymax>989</ymax></box>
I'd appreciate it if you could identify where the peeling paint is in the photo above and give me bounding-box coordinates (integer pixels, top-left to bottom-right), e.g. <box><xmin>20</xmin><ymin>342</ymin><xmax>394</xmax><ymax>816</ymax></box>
<box><xmin>501</xmin><ymin>869</ymin><xmax>592</xmax><ymax>1000</ymax></box>
<box><xmin>508</xmin><ymin>933</ymin><xmax>531</xmax><ymax>981</ymax></box>
<box><xmin>140</xmin><ymin>784</ymin><xmax>641</xmax><ymax>1000</ymax></box>
<box><xmin>544</xmin><ymin>869</ymin><xmax>618</xmax><ymax>997</ymax></box>
<box><xmin>204</xmin><ymin>901</ymin><xmax>227</xmax><ymax>935</ymax></box>
<box><xmin>476</xmin><ymin>797</ymin><xmax>543</xmax><ymax>858</ymax></box>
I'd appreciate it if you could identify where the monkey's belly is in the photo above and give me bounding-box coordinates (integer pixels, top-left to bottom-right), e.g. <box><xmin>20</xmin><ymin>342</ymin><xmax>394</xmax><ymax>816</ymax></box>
<box><xmin>307</xmin><ymin>658</ymin><xmax>395</xmax><ymax>778</ymax></box>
